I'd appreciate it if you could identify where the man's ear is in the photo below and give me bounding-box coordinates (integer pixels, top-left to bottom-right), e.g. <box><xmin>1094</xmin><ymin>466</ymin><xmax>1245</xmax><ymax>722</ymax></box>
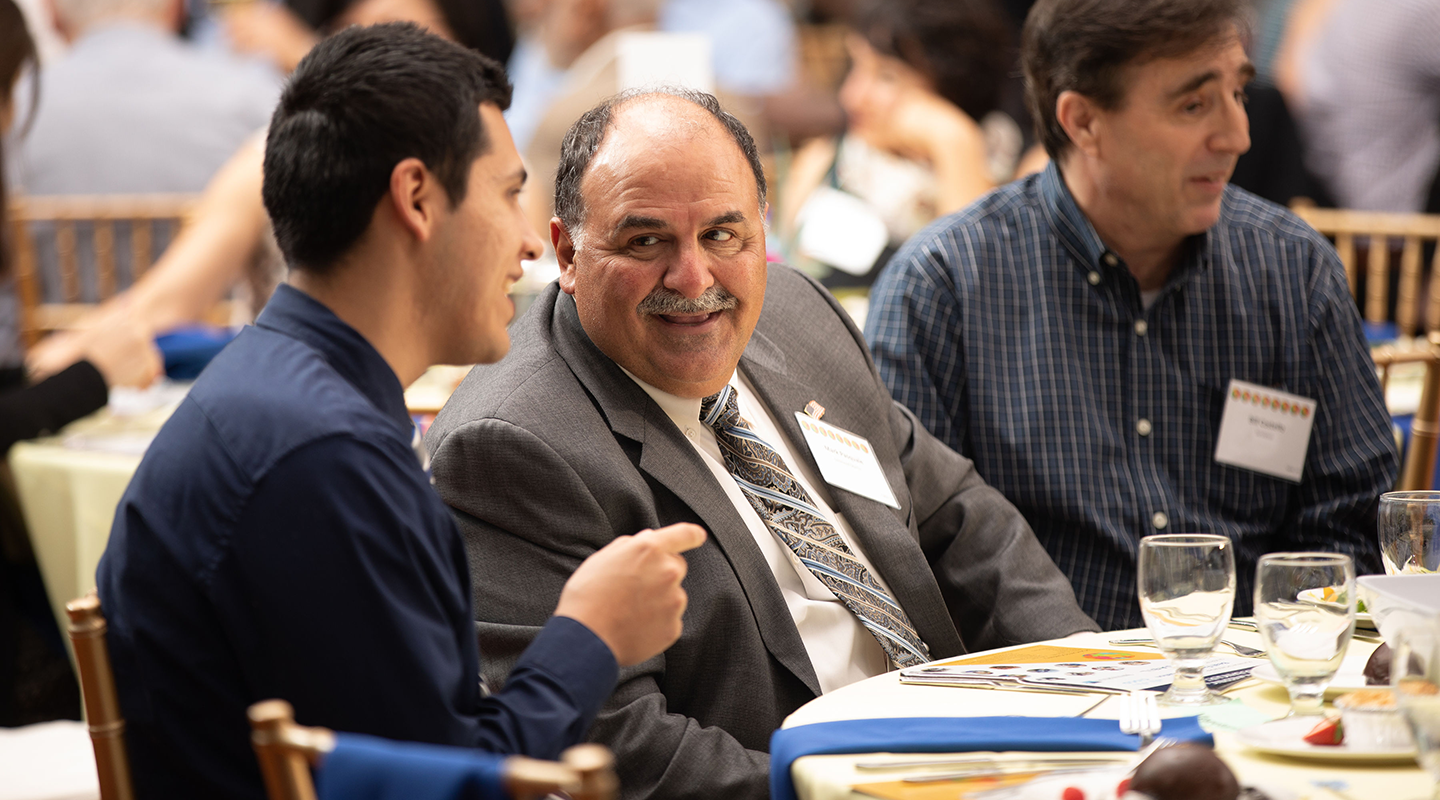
<box><xmin>1055</xmin><ymin>90</ymin><xmax>1102</xmax><ymax>158</ymax></box>
<box><xmin>553</xmin><ymin>218</ymin><xmax>579</xmax><ymax>295</ymax></box>
<box><xmin>387</xmin><ymin>157</ymin><xmax>443</xmax><ymax>243</ymax></box>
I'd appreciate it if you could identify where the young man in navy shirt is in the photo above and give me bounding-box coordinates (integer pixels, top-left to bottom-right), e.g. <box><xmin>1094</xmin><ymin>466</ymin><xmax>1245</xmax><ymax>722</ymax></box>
<box><xmin>97</xmin><ymin>23</ymin><xmax>703</xmax><ymax>799</ymax></box>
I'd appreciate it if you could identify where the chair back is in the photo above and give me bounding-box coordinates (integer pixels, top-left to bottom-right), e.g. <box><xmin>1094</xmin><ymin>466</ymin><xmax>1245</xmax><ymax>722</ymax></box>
<box><xmin>248</xmin><ymin>700</ymin><xmax>618</xmax><ymax>800</ymax></box>
<box><xmin>1373</xmin><ymin>333</ymin><xmax>1440</xmax><ymax>490</ymax></box>
<box><xmin>1292</xmin><ymin>206</ymin><xmax>1440</xmax><ymax>337</ymax></box>
<box><xmin>64</xmin><ymin>593</ymin><xmax>135</xmax><ymax>800</ymax></box>
<box><xmin>7</xmin><ymin>194</ymin><xmax>199</xmax><ymax>348</ymax></box>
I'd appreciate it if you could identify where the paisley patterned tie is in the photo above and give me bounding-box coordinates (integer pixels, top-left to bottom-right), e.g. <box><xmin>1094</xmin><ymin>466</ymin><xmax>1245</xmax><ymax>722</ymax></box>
<box><xmin>700</xmin><ymin>385</ymin><xmax>930</xmax><ymax>668</ymax></box>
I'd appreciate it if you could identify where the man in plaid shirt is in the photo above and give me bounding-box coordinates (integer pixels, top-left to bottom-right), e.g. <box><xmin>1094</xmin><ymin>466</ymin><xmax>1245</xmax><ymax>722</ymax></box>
<box><xmin>866</xmin><ymin>0</ymin><xmax>1396</xmax><ymax>630</ymax></box>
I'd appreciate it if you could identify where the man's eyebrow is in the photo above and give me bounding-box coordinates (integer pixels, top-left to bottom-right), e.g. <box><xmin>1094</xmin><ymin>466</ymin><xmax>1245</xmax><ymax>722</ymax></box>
<box><xmin>1168</xmin><ymin>60</ymin><xmax>1258</xmax><ymax>98</ymax></box>
<box><xmin>706</xmin><ymin>211</ymin><xmax>748</xmax><ymax>226</ymax></box>
<box><xmin>612</xmin><ymin>215</ymin><xmax>668</xmax><ymax>236</ymax></box>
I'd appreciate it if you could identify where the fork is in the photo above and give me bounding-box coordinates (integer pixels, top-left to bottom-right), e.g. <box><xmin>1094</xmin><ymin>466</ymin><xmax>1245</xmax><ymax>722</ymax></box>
<box><xmin>1118</xmin><ymin>690</ymin><xmax>1162</xmax><ymax>748</ymax></box>
<box><xmin>1107</xmin><ymin>636</ymin><xmax>1266</xmax><ymax>657</ymax></box>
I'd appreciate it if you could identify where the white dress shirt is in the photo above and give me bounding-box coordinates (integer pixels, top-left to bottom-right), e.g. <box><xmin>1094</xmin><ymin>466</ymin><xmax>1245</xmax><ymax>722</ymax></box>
<box><xmin>624</xmin><ymin>369</ymin><xmax>890</xmax><ymax>693</ymax></box>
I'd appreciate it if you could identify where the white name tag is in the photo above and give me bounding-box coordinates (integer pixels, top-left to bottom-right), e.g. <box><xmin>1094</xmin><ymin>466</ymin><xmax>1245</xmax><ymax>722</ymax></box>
<box><xmin>795</xmin><ymin>413</ymin><xmax>901</xmax><ymax>508</ymax></box>
<box><xmin>1213</xmin><ymin>379</ymin><xmax>1317</xmax><ymax>483</ymax></box>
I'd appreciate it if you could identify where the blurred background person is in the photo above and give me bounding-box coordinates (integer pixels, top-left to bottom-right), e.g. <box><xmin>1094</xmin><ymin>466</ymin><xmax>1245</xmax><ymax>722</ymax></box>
<box><xmin>23</xmin><ymin>0</ymin><xmax>516</xmax><ymax>383</ymax></box>
<box><xmin>10</xmin><ymin>0</ymin><xmax>281</xmax><ymax>369</ymax></box>
<box><xmin>17</xmin><ymin>0</ymin><xmax>281</xmax><ymax>197</ymax></box>
<box><xmin>659</xmin><ymin>0</ymin><xmax>797</xmax><ymax>127</ymax></box>
<box><xmin>507</xmin><ymin>0</ymin><xmax>796</xmax><ymax>158</ymax></box>
<box><xmin>221</xmin><ymin>0</ymin><xmax>514</xmax><ymax>74</ymax></box>
<box><xmin>778</xmin><ymin>0</ymin><xmax>1016</xmax><ymax>289</ymax></box>
<box><xmin>0</xmin><ymin>0</ymin><xmax>160</xmax><ymax>728</ymax></box>
<box><xmin>1293</xmin><ymin>0</ymin><xmax>1440</xmax><ymax>214</ymax></box>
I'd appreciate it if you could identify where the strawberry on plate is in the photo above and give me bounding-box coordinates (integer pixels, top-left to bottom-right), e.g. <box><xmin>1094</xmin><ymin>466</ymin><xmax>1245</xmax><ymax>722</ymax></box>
<box><xmin>1302</xmin><ymin>716</ymin><xmax>1343</xmax><ymax>746</ymax></box>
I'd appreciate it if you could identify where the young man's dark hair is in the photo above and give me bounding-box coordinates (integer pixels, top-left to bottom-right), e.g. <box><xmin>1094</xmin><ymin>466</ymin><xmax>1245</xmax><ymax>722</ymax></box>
<box><xmin>851</xmin><ymin>0</ymin><xmax>1015</xmax><ymax>123</ymax></box>
<box><xmin>262</xmin><ymin>21</ymin><xmax>511</xmax><ymax>271</ymax></box>
<box><xmin>1022</xmin><ymin>0</ymin><xmax>1248</xmax><ymax>159</ymax></box>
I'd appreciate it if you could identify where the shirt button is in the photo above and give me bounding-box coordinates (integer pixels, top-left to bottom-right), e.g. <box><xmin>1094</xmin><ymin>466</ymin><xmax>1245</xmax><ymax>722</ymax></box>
<box><xmin>1103</xmin><ymin>252</ymin><xmax>1119</xmax><ymax>267</ymax></box>
<box><xmin>1134</xmin><ymin>319</ymin><xmax>1148</xmax><ymax>336</ymax></box>
<box><xmin>1136</xmin><ymin>418</ymin><xmax>1153</xmax><ymax>436</ymax></box>
<box><xmin>1152</xmin><ymin>512</ymin><xmax>1169</xmax><ymax>530</ymax></box>
<box><xmin>685</xmin><ymin>428</ymin><xmax>695</xmax><ymax>438</ymax></box>
<box><xmin>1087</xmin><ymin>271</ymin><xmax>1101</xmax><ymax>286</ymax></box>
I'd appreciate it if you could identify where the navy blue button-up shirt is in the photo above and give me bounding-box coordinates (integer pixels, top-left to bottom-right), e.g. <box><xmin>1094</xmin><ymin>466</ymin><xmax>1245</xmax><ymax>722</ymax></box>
<box><xmin>97</xmin><ymin>284</ymin><xmax>618</xmax><ymax>799</ymax></box>
<box><xmin>866</xmin><ymin>164</ymin><xmax>1397</xmax><ymax>630</ymax></box>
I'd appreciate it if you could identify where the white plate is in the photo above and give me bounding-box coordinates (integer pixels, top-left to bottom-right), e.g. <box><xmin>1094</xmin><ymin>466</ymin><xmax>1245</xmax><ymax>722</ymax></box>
<box><xmin>1296</xmin><ymin>587</ymin><xmax>1377</xmax><ymax>628</ymax></box>
<box><xmin>1250</xmin><ymin>652</ymin><xmax>1374</xmax><ymax>697</ymax></box>
<box><xmin>1237</xmin><ymin>717</ymin><xmax>1417</xmax><ymax>763</ymax></box>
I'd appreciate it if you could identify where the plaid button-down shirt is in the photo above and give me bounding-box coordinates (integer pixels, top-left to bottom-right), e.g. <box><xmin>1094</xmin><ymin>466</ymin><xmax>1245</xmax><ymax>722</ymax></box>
<box><xmin>865</xmin><ymin>164</ymin><xmax>1397</xmax><ymax>630</ymax></box>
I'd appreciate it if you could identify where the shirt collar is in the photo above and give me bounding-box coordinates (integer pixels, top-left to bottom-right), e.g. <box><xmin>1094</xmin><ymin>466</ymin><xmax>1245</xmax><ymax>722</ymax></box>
<box><xmin>620</xmin><ymin>367</ymin><xmax>737</xmax><ymax>433</ymax></box>
<box><xmin>1038</xmin><ymin>160</ymin><xmax>1215</xmax><ymax>284</ymax></box>
<box><xmin>254</xmin><ymin>284</ymin><xmax>412</xmax><ymax>432</ymax></box>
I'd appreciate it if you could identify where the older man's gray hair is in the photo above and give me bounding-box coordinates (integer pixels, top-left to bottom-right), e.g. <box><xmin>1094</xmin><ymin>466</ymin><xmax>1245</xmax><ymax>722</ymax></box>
<box><xmin>553</xmin><ymin>86</ymin><xmax>768</xmax><ymax>241</ymax></box>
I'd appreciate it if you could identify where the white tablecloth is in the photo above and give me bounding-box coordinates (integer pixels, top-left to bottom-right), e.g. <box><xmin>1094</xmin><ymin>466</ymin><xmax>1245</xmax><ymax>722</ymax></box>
<box><xmin>6</xmin><ymin>365</ymin><xmax>467</xmax><ymax>637</ymax></box>
<box><xmin>0</xmin><ymin>722</ymin><xmax>98</xmax><ymax>800</ymax></box>
<box><xmin>782</xmin><ymin>629</ymin><xmax>1432</xmax><ymax>800</ymax></box>
<box><xmin>8</xmin><ymin>402</ymin><xmax>171</xmax><ymax>636</ymax></box>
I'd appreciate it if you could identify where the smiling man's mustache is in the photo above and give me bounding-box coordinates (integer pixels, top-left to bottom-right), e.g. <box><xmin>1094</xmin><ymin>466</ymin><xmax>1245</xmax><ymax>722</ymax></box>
<box><xmin>636</xmin><ymin>286</ymin><xmax>739</xmax><ymax>316</ymax></box>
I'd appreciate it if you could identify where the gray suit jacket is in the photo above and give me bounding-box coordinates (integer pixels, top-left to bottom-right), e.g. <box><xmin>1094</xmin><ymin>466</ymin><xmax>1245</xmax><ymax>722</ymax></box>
<box><xmin>427</xmin><ymin>265</ymin><xmax>1097</xmax><ymax>799</ymax></box>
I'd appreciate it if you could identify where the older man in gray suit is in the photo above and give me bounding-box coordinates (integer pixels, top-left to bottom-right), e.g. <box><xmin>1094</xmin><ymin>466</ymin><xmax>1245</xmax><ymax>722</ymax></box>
<box><xmin>427</xmin><ymin>87</ymin><xmax>1098</xmax><ymax>799</ymax></box>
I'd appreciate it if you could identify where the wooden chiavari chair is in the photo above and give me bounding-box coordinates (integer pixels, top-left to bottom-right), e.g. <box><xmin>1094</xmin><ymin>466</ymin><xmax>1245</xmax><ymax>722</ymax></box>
<box><xmin>248</xmin><ymin>700</ymin><xmax>618</xmax><ymax>800</ymax></box>
<box><xmin>64</xmin><ymin>592</ymin><xmax>134</xmax><ymax>800</ymax></box>
<box><xmin>1373</xmin><ymin>332</ymin><xmax>1440</xmax><ymax>490</ymax></box>
<box><xmin>1292</xmin><ymin>205</ymin><xmax>1440</xmax><ymax>338</ymax></box>
<box><xmin>7</xmin><ymin>194</ymin><xmax>198</xmax><ymax>348</ymax></box>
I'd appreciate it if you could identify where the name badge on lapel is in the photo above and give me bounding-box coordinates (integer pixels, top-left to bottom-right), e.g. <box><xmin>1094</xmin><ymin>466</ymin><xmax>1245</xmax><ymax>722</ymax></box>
<box><xmin>1213</xmin><ymin>379</ymin><xmax>1317</xmax><ymax>483</ymax></box>
<box><xmin>794</xmin><ymin>412</ymin><xmax>900</xmax><ymax>508</ymax></box>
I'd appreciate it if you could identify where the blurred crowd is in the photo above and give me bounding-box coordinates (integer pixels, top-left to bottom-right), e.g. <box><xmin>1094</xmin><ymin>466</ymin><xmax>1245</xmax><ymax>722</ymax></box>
<box><xmin>5</xmin><ymin>0</ymin><xmax>1440</xmax><ymax>383</ymax></box>
<box><xmin>0</xmin><ymin>0</ymin><xmax>1438</xmax><ymax>727</ymax></box>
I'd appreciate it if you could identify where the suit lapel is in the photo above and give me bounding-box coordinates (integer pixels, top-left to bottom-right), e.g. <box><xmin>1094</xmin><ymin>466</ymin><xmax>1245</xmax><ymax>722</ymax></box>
<box><xmin>741</xmin><ymin>328</ymin><xmax>966</xmax><ymax>658</ymax></box>
<box><xmin>549</xmin><ymin>290</ymin><xmax>823</xmax><ymax>695</ymax></box>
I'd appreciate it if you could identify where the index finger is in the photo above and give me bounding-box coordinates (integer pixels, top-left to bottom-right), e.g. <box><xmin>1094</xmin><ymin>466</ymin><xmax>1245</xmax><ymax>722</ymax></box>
<box><xmin>636</xmin><ymin>523</ymin><xmax>708</xmax><ymax>554</ymax></box>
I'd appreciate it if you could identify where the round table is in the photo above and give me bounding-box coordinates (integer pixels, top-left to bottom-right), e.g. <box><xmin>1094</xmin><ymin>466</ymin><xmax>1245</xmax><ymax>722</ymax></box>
<box><xmin>780</xmin><ymin>629</ymin><xmax>1432</xmax><ymax>800</ymax></box>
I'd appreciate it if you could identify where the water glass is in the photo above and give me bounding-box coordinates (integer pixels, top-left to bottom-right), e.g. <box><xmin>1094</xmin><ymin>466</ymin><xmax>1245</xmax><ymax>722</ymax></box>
<box><xmin>1392</xmin><ymin>623</ymin><xmax>1440</xmax><ymax>799</ymax></box>
<box><xmin>1379</xmin><ymin>491</ymin><xmax>1440</xmax><ymax>575</ymax></box>
<box><xmin>1254</xmin><ymin>552</ymin><xmax>1356</xmax><ymax>716</ymax></box>
<box><xmin>1137</xmin><ymin>534</ymin><xmax>1236</xmax><ymax>706</ymax></box>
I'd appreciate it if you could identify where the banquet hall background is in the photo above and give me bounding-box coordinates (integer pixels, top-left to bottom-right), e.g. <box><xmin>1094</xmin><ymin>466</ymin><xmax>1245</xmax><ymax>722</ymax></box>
<box><xmin>2</xmin><ymin>0</ymin><xmax>1439</xmax><ymax>795</ymax></box>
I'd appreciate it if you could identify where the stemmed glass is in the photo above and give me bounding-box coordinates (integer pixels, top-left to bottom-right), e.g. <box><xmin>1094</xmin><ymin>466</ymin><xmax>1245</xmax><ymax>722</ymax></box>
<box><xmin>1253</xmin><ymin>552</ymin><xmax>1356</xmax><ymax>716</ymax></box>
<box><xmin>1378</xmin><ymin>491</ymin><xmax>1440</xmax><ymax>575</ymax></box>
<box><xmin>1137</xmin><ymin>534</ymin><xmax>1236</xmax><ymax>706</ymax></box>
<box><xmin>1393</xmin><ymin>623</ymin><xmax>1440</xmax><ymax>799</ymax></box>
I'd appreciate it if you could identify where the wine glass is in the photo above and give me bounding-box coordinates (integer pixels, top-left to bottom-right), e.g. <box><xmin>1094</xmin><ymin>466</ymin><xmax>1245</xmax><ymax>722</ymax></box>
<box><xmin>1253</xmin><ymin>552</ymin><xmax>1356</xmax><ymax>716</ymax></box>
<box><xmin>1392</xmin><ymin>623</ymin><xmax>1440</xmax><ymax>799</ymax></box>
<box><xmin>1378</xmin><ymin>491</ymin><xmax>1440</xmax><ymax>575</ymax></box>
<box><xmin>1137</xmin><ymin>534</ymin><xmax>1236</xmax><ymax>706</ymax></box>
